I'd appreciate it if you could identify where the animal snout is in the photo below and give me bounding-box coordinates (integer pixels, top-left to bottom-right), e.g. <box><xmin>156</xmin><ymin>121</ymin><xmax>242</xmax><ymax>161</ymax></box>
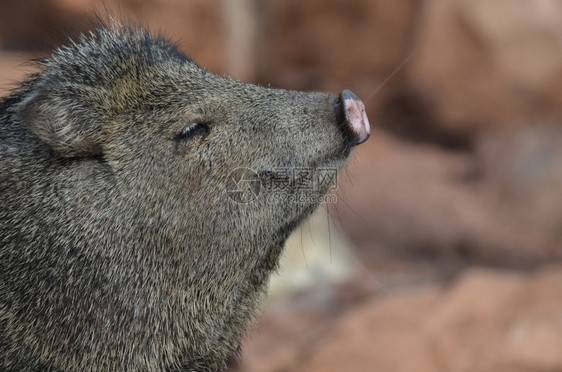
<box><xmin>334</xmin><ymin>89</ymin><xmax>371</xmax><ymax>146</ymax></box>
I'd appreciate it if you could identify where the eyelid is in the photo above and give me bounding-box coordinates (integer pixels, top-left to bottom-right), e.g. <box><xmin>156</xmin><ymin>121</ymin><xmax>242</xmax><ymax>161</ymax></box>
<box><xmin>181</xmin><ymin>123</ymin><xmax>200</xmax><ymax>136</ymax></box>
<box><xmin>174</xmin><ymin>122</ymin><xmax>210</xmax><ymax>141</ymax></box>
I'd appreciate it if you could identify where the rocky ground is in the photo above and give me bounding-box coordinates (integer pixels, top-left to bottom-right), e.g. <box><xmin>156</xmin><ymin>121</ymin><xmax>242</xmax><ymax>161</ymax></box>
<box><xmin>238</xmin><ymin>266</ymin><xmax>562</xmax><ymax>372</ymax></box>
<box><xmin>1</xmin><ymin>0</ymin><xmax>562</xmax><ymax>371</ymax></box>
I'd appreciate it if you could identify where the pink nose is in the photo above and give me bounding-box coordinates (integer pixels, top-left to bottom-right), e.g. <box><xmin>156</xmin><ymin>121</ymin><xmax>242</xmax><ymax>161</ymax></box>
<box><xmin>341</xmin><ymin>89</ymin><xmax>370</xmax><ymax>145</ymax></box>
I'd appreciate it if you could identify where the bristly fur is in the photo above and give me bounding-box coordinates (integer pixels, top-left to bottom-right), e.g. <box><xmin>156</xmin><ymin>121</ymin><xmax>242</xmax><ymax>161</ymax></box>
<box><xmin>0</xmin><ymin>22</ymin><xmax>353</xmax><ymax>371</ymax></box>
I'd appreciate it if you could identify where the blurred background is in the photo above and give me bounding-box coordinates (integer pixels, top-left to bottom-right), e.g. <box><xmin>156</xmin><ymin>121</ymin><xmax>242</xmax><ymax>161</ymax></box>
<box><xmin>2</xmin><ymin>1</ymin><xmax>562</xmax><ymax>371</ymax></box>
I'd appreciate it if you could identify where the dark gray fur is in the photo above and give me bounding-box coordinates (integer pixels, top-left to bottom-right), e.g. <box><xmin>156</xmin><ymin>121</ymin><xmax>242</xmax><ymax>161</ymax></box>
<box><xmin>0</xmin><ymin>25</ymin><xmax>355</xmax><ymax>371</ymax></box>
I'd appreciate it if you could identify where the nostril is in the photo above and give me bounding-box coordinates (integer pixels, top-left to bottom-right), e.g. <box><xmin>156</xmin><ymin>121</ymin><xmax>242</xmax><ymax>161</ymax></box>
<box><xmin>338</xmin><ymin>89</ymin><xmax>371</xmax><ymax>146</ymax></box>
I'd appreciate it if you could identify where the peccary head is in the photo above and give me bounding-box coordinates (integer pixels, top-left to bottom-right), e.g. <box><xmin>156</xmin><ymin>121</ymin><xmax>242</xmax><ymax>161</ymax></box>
<box><xmin>0</xmin><ymin>26</ymin><xmax>370</xmax><ymax>371</ymax></box>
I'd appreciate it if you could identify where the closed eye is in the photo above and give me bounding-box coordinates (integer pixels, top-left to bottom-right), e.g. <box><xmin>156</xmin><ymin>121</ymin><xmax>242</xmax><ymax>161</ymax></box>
<box><xmin>174</xmin><ymin>122</ymin><xmax>210</xmax><ymax>141</ymax></box>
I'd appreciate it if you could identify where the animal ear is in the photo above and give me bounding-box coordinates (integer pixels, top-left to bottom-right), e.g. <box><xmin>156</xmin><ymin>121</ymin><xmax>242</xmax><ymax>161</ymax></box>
<box><xmin>15</xmin><ymin>82</ymin><xmax>105</xmax><ymax>157</ymax></box>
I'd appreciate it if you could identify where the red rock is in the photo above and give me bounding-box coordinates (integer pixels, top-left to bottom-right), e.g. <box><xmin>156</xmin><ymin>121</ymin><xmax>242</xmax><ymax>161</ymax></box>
<box><xmin>242</xmin><ymin>267</ymin><xmax>562</xmax><ymax>372</ymax></box>
<box><xmin>408</xmin><ymin>0</ymin><xmax>562</xmax><ymax>134</ymax></box>
<box><xmin>336</xmin><ymin>130</ymin><xmax>554</xmax><ymax>266</ymax></box>
<box><xmin>264</xmin><ymin>0</ymin><xmax>421</xmax><ymax>94</ymax></box>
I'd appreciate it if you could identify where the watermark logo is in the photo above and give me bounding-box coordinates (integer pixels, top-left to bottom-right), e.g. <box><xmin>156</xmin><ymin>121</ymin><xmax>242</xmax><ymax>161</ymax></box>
<box><xmin>265</xmin><ymin>191</ymin><xmax>338</xmax><ymax>205</ymax></box>
<box><xmin>225</xmin><ymin>167</ymin><xmax>261</xmax><ymax>203</ymax></box>
<box><xmin>226</xmin><ymin>167</ymin><xmax>339</xmax><ymax>204</ymax></box>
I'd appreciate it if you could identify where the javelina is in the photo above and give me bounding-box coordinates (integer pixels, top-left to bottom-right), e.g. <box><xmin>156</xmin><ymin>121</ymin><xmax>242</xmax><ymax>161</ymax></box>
<box><xmin>0</xmin><ymin>25</ymin><xmax>370</xmax><ymax>371</ymax></box>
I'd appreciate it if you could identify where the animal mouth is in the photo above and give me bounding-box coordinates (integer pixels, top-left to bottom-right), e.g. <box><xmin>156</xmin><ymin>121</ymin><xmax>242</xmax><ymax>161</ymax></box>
<box><xmin>308</xmin><ymin>144</ymin><xmax>353</xmax><ymax>169</ymax></box>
